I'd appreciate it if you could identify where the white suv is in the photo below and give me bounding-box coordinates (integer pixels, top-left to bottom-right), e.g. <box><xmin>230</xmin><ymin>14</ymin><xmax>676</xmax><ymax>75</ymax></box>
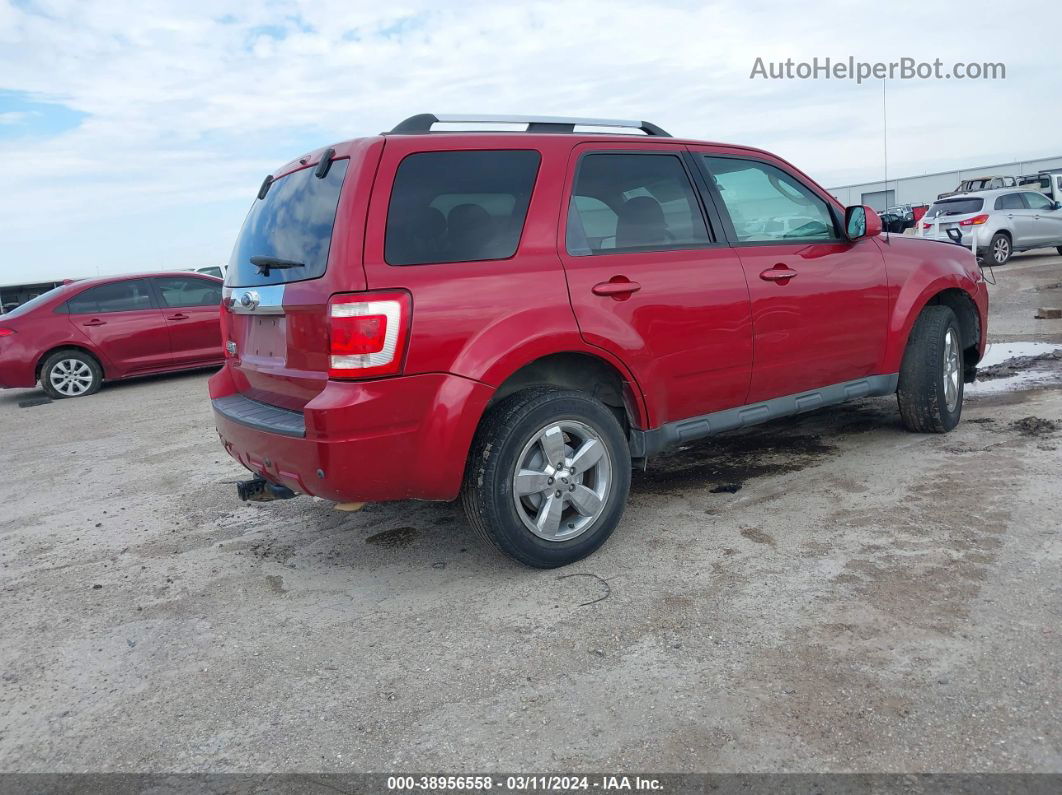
<box><xmin>920</xmin><ymin>189</ymin><xmax>1062</xmax><ymax>265</ymax></box>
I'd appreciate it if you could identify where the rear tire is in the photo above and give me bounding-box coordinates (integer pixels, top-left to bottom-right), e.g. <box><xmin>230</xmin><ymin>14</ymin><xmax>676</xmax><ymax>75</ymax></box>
<box><xmin>40</xmin><ymin>350</ymin><xmax>103</xmax><ymax>399</ymax></box>
<box><xmin>897</xmin><ymin>306</ymin><xmax>963</xmax><ymax>433</ymax></box>
<box><xmin>462</xmin><ymin>388</ymin><xmax>631</xmax><ymax>568</ymax></box>
<box><xmin>987</xmin><ymin>232</ymin><xmax>1011</xmax><ymax>265</ymax></box>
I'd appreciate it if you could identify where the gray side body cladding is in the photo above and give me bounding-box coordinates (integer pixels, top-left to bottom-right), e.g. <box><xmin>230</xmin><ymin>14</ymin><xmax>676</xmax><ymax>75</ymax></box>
<box><xmin>629</xmin><ymin>374</ymin><xmax>899</xmax><ymax>458</ymax></box>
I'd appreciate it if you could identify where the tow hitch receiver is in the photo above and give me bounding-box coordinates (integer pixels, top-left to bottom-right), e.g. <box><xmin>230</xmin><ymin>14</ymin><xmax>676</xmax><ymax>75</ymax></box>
<box><xmin>236</xmin><ymin>476</ymin><xmax>297</xmax><ymax>502</ymax></box>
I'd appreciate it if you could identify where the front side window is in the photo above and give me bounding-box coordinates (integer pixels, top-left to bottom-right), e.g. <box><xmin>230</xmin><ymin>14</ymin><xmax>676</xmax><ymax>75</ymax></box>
<box><xmin>566</xmin><ymin>153</ymin><xmax>710</xmax><ymax>255</ymax></box>
<box><xmin>1023</xmin><ymin>192</ymin><xmax>1054</xmax><ymax>211</ymax></box>
<box><xmin>154</xmin><ymin>277</ymin><xmax>223</xmax><ymax>308</ymax></box>
<box><xmin>385</xmin><ymin>150</ymin><xmax>540</xmax><ymax>266</ymax></box>
<box><xmin>228</xmin><ymin>159</ymin><xmax>349</xmax><ymax>287</ymax></box>
<box><xmin>65</xmin><ymin>280</ymin><xmax>153</xmax><ymax>314</ymax></box>
<box><xmin>702</xmin><ymin>157</ymin><xmax>837</xmax><ymax>243</ymax></box>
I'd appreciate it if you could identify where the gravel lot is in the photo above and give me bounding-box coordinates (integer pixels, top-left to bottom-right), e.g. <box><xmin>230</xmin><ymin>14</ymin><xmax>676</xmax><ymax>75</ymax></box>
<box><xmin>2</xmin><ymin>252</ymin><xmax>1061</xmax><ymax>773</ymax></box>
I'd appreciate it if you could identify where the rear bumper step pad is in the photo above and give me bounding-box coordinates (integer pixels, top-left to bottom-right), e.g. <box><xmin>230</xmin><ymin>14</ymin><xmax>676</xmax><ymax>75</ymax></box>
<box><xmin>212</xmin><ymin>394</ymin><xmax>305</xmax><ymax>438</ymax></box>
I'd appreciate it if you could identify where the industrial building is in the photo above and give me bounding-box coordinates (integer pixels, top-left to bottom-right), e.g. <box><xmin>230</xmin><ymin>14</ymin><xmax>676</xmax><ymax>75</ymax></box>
<box><xmin>828</xmin><ymin>154</ymin><xmax>1062</xmax><ymax>210</ymax></box>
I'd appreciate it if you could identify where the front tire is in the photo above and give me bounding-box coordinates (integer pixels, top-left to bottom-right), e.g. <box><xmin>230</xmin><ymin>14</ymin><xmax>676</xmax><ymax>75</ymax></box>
<box><xmin>40</xmin><ymin>350</ymin><xmax>103</xmax><ymax>399</ymax></box>
<box><xmin>462</xmin><ymin>388</ymin><xmax>631</xmax><ymax>568</ymax></box>
<box><xmin>897</xmin><ymin>306</ymin><xmax>963</xmax><ymax>433</ymax></box>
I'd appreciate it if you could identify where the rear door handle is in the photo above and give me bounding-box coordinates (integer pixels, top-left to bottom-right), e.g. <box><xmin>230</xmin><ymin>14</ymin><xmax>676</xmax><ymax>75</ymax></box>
<box><xmin>167</xmin><ymin>313</ymin><xmax>190</xmax><ymax>320</ymax></box>
<box><xmin>759</xmin><ymin>265</ymin><xmax>799</xmax><ymax>282</ymax></box>
<box><xmin>592</xmin><ymin>280</ymin><xmax>641</xmax><ymax>297</ymax></box>
<box><xmin>82</xmin><ymin>319</ymin><xmax>106</xmax><ymax>327</ymax></box>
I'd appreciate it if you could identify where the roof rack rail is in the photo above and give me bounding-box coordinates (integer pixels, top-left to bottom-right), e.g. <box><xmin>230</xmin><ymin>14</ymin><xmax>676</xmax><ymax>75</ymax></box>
<box><xmin>387</xmin><ymin>114</ymin><xmax>671</xmax><ymax>137</ymax></box>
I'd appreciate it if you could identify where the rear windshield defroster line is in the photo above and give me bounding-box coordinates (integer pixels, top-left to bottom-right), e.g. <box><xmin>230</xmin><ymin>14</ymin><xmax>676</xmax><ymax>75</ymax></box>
<box><xmin>227</xmin><ymin>159</ymin><xmax>349</xmax><ymax>288</ymax></box>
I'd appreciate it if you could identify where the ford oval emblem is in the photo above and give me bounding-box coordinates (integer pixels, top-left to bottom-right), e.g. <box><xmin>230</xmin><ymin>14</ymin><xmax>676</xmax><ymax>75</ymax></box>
<box><xmin>239</xmin><ymin>290</ymin><xmax>260</xmax><ymax>310</ymax></box>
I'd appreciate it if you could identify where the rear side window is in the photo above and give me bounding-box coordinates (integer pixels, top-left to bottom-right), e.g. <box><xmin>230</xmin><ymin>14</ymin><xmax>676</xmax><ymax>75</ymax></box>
<box><xmin>703</xmin><ymin>156</ymin><xmax>837</xmax><ymax>243</ymax></box>
<box><xmin>154</xmin><ymin>277</ymin><xmax>223</xmax><ymax>308</ymax></box>
<box><xmin>995</xmin><ymin>193</ymin><xmax>1025</xmax><ymax>210</ymax></box>
<box><xmin>385</xmin><ymin>150</ymin><xmax>540</xmax><ymax>266</ymax></box>
<box><xmin>227</xmin><ymin>159</ymin><xmax>349</xmax><ymax>287</ymax></box>
<box><xmin>65</xmin><ymin>280</ymin><xmax>153</xmax><ymax>314</ymax></box>
<box><xmin>566</xmin><ymin>153</ymin><xmax>709</xmax><ymax>255</ymax></box>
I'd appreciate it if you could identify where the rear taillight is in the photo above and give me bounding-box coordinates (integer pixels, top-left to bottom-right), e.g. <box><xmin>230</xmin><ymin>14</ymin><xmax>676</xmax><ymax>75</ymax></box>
<box><xmin>0</xmin><ymin>328</ymin><xmax>15</xmax><ymax>337</ymax></box>
<box><xmin>328</xmin><ymin>291</ymin><xmax>411</xmax><ymax>379</ymax></box>
<box><xmin>959</xmin><ymin>214</ymin><xmax>989</xmax><ymax>226</ymax></box>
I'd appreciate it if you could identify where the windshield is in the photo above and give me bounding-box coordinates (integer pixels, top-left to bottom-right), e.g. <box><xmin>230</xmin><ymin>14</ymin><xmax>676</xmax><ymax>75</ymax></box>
<box><xmin>227</xmin><ymin>159</ymin><xmax>349</xmax><ymax>288</ymax></box>
<box><xmin>1</xmin><ymin>285</ymin><xmax>66</xmax><ymax>318</ymax></box>
<box><xmin>925</xmin><ymin>198</ymin><xmax>984</xmax><ymax>219</ymax></box>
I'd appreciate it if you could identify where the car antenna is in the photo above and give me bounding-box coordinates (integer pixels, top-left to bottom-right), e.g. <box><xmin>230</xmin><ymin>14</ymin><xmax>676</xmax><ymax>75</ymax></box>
<box><xmin>882</xmin><ymin>79</ymin><xmax>889</xmax><ymax>242</ymax></box>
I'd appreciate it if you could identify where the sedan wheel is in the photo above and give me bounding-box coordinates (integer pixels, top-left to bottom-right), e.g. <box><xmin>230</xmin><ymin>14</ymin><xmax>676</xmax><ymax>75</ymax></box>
<box><xmin>40</xmin><ymin>350</ymin><xmax>103</xmax><ymax>399</ymax></box>
<box><xmin>50</xmin><ymin>358</ymin><xmax>95</xmax><ymax>396</ymax></box>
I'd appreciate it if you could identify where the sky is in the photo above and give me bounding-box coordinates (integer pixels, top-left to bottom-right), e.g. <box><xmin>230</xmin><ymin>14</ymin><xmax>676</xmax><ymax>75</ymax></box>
<box><xmin>1</xmin><ymin>0</ymin><xmax>1060</xmax><ymax>283</ymax></box>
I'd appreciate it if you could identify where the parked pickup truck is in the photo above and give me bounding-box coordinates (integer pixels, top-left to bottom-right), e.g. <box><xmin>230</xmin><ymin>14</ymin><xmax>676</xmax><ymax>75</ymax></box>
<box><xmin>1018</xmin><ymin>171</ymin><xmax>1062</xmax><ymax>204</ymax></box>
<box><xmin>209</xmin><ymin>113</ymin><xmax>989</xmax><ymax>568</ymax></box>
<box><xmin>938</xmin><ymin>175</ymin><xmax>1016</xmax><ymax>200</ymax></box>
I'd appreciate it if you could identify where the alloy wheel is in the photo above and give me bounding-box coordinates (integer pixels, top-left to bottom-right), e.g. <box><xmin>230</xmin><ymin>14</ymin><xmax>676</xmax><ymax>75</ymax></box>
<box><xmin>511</xmin><ymin>420</ymin><xmax>612</xmax><ymax>542</ymax></box>
<box><xmin>942</xmin><ymin>328</ymin><xmax>961</xmax><ymax>412</ymax></box>
<box><xmin>993</xmin><ymin>237</ymin><xmax>1009</xmax><ymax>264</ymax></box>
<box><xmin>50</xmin><ymin>358</ymin><xmax>95</xmax><ymax>397</ymax></box>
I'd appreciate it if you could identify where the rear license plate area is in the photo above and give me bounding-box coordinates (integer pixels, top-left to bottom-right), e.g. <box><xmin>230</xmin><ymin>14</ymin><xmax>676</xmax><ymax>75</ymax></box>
<box><xmin>244</xmin><ymin>316</ymin><xmax>287</xmax><ymax>363</ymax></box>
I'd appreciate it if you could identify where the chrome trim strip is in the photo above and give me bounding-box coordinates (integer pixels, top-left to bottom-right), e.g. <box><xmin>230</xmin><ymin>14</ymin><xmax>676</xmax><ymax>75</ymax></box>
<box><xmin>225</xmin><ymin>283</ymin><xmax>286</xmax><ymax>315</ymax></box>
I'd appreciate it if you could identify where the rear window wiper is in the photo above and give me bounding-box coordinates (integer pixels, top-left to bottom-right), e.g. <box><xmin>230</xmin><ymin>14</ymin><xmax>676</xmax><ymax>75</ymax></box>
<box><xmin>250</xmin><ymin>256</ymin><xmax>305</xmax><ymax>277</ymax></box>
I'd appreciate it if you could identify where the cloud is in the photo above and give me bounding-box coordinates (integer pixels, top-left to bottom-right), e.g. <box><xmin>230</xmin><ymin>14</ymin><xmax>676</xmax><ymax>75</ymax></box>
<box><xmin>0</xmin><ymin>0</ymin><xmax>1059</xmax><ymax>280</ymax></box>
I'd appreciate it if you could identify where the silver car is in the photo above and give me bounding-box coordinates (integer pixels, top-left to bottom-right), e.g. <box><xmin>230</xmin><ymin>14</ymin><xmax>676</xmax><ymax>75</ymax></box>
<box><xmin>920</xmin><ymin>188</ymin><xmax>1062</xmax><ymax>265</ymax></box>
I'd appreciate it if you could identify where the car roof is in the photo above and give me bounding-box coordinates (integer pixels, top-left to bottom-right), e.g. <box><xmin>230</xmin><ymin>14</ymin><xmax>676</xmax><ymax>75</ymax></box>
<box><xmin>935</xmin><ymin>187</ymin><xmax>1039</xmax><ymax>200</ymax></box>
<box><xmin>66</xmin><ymin>271</ymin><xmax>223</xmax><ymax>289</ymax></box>
<box><xmin>272</xmin><ymin>133</ymin><xmax>787</xmax><ymax>181</ymax></box>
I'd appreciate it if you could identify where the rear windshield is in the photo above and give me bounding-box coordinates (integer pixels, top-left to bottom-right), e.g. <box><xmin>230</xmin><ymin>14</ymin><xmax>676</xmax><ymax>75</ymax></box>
<box><xmin>227</xmin><ymin>159</ymin><xmax>349</xmax><ymax>287</ymax></box>
<box><xmin>1</xmin><ymin>285</ymin><xmax>66</xmax><ymax>318</ymax></box>
<box><xmin>925</xmin><ymin>197</ymin><xmax>984</xmax><ymax>218</ymax></box>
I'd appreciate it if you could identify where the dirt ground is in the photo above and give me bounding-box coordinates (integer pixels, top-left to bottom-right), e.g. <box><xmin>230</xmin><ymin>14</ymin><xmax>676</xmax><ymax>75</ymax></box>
<box><xmin>1</xmin><ymin>251</ymin><xmax>1061</xmax><ymax>774</ymax></box>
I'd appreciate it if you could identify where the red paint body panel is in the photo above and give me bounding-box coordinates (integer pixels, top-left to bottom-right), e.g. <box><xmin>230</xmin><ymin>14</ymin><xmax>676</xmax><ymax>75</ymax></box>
<box><xmin>209</xmin><ymin>363</ymin><xmax>491</xmax><ymax>502</ymax></box>
<box><xmin>209</xmin><ymin>131</ymin><xmax>988</xmax><ymax>504</ymax></box>
<box><xmin>0</xmin><ymin>272</ymin><xmax>224</xmax><ymax>390</ymax></box>
<box><xmin>558</xmin><ymin>140</ymin><xmax>753</xmax><ymax>427</ymax></box>
<box><xmin>734</xmin><ymin>239</ymin><xmax>890</xmax><ymax>401</ymax></box>
<box><xmin>875</xmin><ymin>235</ymin><xmax>989</xmax><ymax>372</ymax></box>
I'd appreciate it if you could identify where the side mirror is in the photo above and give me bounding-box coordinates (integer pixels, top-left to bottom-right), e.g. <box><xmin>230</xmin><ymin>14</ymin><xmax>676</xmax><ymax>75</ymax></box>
<box><xmin>846</xmin><ymin>205</ymin><xmax>881</xmax><ymax>240</ymax></box>
<box><xmin>1054</xmin><ymin>201</ymin><xmax>1062</xmax><ymax>211</ymax></box>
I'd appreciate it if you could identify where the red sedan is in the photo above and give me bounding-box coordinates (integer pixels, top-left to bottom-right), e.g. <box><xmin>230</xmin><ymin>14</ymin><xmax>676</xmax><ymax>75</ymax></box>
<box><xmin>0</xmin><ymin>272</ymin><xmax>224</xmax><ymax>398</ymax></box>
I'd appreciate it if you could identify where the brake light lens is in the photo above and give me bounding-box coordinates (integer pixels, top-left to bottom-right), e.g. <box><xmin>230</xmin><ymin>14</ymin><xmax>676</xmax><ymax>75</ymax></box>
<box><xmin>328</xmin><ymin>291</ymin><xmax>411</xmax><ymax>379</ymax></box>
<box><xmin>959</xmin><ymin>214</ymin><xmax>990</xmax><ymax>226</ymax></box>
<box><xmin>0</xmin><ymin>328</ymin><xmax>14</xmax><ymax>337</ymax></box>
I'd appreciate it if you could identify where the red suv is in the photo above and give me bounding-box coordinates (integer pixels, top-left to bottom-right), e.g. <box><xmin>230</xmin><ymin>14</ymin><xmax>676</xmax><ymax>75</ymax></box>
<box><xmin>210</xmin><ymin>114</ymin><xmax>988</xmax><ymax>568</ymax></box>
<box><xmin>0</xmin><ymin>273</ymin><xmax>223</xmax><ymax>398</ymax></box>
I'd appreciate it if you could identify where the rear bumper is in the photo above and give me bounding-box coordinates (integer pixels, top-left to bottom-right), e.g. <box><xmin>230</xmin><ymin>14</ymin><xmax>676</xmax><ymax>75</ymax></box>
<box><xmin>209</xmin><ymin>364</ymin><xmax>494</xmax><ymax>503</ymax></box>
<box><xmin>0</xmin><ymin>347</ymin><xmax>39</xmax><ymax>389</ymax></box>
